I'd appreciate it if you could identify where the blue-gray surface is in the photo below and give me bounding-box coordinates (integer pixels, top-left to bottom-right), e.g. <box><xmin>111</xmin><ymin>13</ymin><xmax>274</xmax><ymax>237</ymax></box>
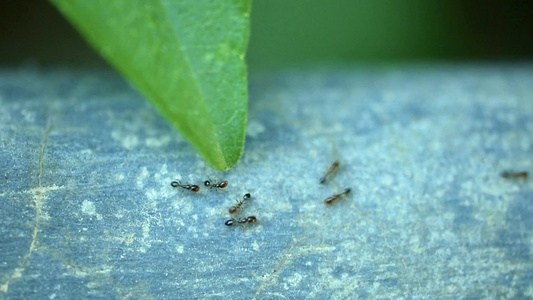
<box><xmin>1</xmin><ymin>64</ymin><xmax>532</xmax><ymax>299</ymax></box>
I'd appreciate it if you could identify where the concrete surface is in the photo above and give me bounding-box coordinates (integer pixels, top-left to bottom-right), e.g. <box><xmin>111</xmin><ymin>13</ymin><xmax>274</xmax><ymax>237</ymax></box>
<box><xmin>1</xmin><ymin>64</ymin><xmax>532</xmax><ymax>299</ymax></box>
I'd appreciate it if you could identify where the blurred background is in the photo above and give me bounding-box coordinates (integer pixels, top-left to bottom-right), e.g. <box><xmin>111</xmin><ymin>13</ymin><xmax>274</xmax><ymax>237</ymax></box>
<box><xmin>1</xmin><ymin>0</ymin><xmax>532</xmax><ymax>72</ymax></box>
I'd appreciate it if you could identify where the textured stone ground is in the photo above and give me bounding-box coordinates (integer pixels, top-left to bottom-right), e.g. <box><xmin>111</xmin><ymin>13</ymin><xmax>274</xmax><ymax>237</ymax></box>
<box><xmin>1</xmin><ymin>64</ymin><xmax>532</xmax><ymax>299</ymax></box>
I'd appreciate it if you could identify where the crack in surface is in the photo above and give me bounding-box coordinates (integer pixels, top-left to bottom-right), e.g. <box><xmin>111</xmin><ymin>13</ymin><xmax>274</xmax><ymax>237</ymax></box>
<box><xmin>0</xmin><ymin>125</ymin><xmax>53</xmax><ymax>294</ymax></box>
<box><xmin>253</xmin><ymin>237</ymin><xmax>308</xmax><ymax>300</ymax></box>
<box><xmin>64</xmin><ymin>261</ymin><xmax>150</xmax><ymax>300</ymax></box>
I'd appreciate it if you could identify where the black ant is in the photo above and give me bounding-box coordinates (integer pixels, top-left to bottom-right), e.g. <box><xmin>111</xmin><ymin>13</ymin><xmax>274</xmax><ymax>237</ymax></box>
<box><xmin>204</xmin><ymin>178</ymin><xmax>228</xmax><ymax>189</ymax></box>
<box><xmin>225</xmin><ymin>216</ymin><xmax>257</xmax><ymax>226</ymax></box>
<box><xmin>501</xmin><ymin>171</ymin><xmax>528</xmax><ymax>179</ymax></box>
<box><xmin>170</xmin><ymin>180</ymin><xmax>200</xmax><ymax>192</ymax></box>
<box><xmin>229</xmin><ymin>193</ymin><xmax>251</xmax><ymax>214</ymax></box>
<box><xmin>320</xmin><ymin>161</ymin><xmax>340</xmax><ymax>184</ymax></box>
<box><xmin>324</xmin><ymin>188</ymin><xmax>351</xmax><ymax>204</ymax></box>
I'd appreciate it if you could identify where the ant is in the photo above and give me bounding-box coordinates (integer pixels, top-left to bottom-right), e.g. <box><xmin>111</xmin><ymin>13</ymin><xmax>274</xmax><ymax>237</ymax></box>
<box><xmin>324</xmin><ymin>188</ymin><xmax>351</xmax><ymax>204</ymax></box>
<box><xmin>501</xmin><ymin>171</ymin><xmax>528</xmax><ymax>179</ymax></box>
<box><xmin>320</xmin><ymin>161</ymin><xmax>340</xmax><ymax>184</ymax></box>
<box><xmin>170</xmin><ymin>180</ymin><xmax>200</xmax><ymax>192</ymax></box>
<box><xmin>225</xmin><ymin>216</ymin><xmax>257</xmax><ymax>226</ymax></box>
<box><xmin>204</xmin><ymin>178</ymin><xmax>228</xmax><ymax>189</ymax></box>
<box><xmin>229</xmin><ymin>193</ymin><xmax>251</xmax><ymax>214</ymax></box>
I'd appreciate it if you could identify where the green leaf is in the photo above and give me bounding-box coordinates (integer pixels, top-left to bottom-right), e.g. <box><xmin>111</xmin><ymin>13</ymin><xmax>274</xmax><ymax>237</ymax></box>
<box><xmin>51</xmin><ymin>0</ymin><xmax>251</xmax><ymax>170</ymax></box>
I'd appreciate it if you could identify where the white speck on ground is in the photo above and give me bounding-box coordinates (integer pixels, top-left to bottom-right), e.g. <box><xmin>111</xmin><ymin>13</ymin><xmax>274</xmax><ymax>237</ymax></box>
<box><xmin>112</xmin><ymin>130</ymin><xmax>139</xmax><ymax>150</ymax></box>
<box><xmin>146</xmin><ymin>135</ymin><xmax>171</xmax><ymax>148</ymax></box>
<box><xmin>115</xmin><ymin>173</ymin><xmax>125</xmax><ymax>182</ymax></box>
<box><xmin>246</xmin><ymin>120</ymin><xmax>265</xmax><ymax>138</ymax></box>
<box><xmin>136</xmin><ymin>167</ymin><xmax>149</xmax><ymax>188</ymax></box>
<box><xmin>81</xmin><ymin>200</ymin><xmax>102</xmax><ymax>220</ymax></box>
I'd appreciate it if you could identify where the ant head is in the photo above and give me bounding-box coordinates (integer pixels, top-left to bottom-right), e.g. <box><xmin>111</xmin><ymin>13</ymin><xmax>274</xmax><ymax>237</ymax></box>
<box><xmin>204</xmin><ymin>180</ymin><xmax>211</xmax><ymax>187</ymax></box>
<box><xmin>170</xmin><ymin>181</ymin><xmax>180</xmax><ymax>187</ymax></box>
<box><xmin>225</xmin><ymin>219</ymin><xmax>234</xmax><ymax>226</ymax></box>
<box><xmin>243</xmin><ymin>193</ymin><xmax>251</xmax><ymax>200</ymax></box>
